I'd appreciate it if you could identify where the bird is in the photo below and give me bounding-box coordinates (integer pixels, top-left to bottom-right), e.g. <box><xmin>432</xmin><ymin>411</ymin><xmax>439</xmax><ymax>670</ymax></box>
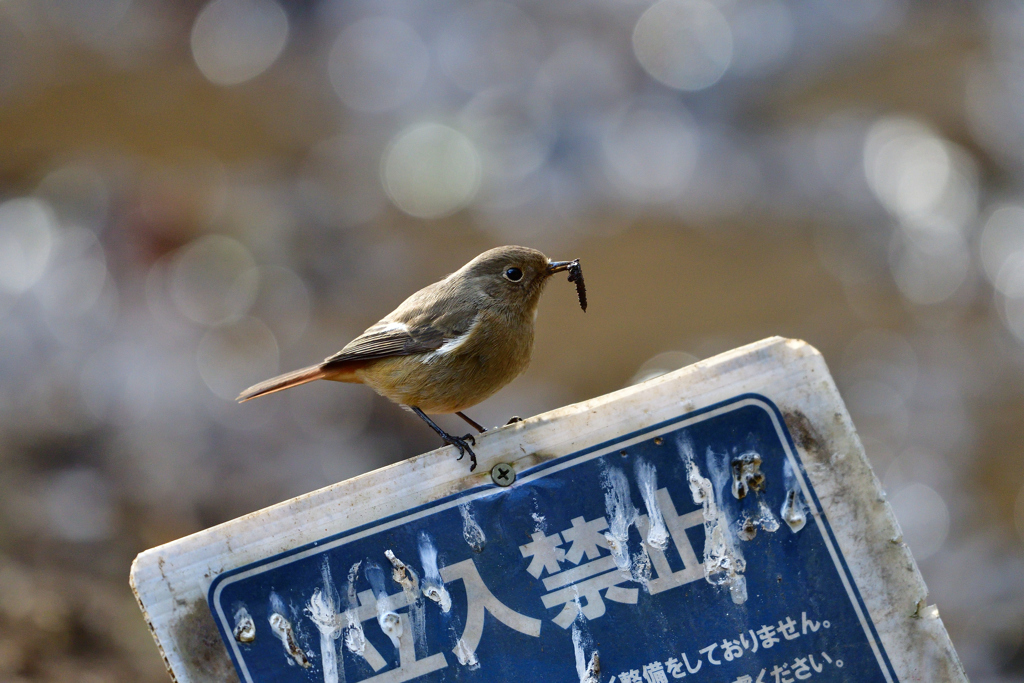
<box><xmin>237</xmin><ymin>246</ymin><xmax>586</xmax><ymax>471</ymax></box>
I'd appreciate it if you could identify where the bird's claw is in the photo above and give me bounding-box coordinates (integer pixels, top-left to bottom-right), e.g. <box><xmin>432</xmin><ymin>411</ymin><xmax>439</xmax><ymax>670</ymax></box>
<box><xmin>446</xmin><ymin>433</ymin><xmax>478</xmax><ymax>471</ymax></box>
<box><xmin>504</xmin><ymin>416</ymin><xmax>522</xmax><ymax>425</ymax></box>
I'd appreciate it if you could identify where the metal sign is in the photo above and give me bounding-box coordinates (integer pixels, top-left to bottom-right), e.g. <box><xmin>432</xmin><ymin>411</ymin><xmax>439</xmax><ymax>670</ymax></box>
<box><xmin>131</xmin><ymin>338</ymin><xmax>968</xmax><ymax>683</ymax></box>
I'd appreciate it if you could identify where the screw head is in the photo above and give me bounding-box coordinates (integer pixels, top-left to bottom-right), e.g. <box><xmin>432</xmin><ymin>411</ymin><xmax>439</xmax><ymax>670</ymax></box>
<box><xmin>490</xmin><ymin>462</ymin><xmax>516</xmax><ymax>487</ymax></box>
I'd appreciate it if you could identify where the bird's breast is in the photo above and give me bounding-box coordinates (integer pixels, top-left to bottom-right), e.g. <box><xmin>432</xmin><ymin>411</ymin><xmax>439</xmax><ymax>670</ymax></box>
<box><xmin>357</xmin><ymin>311</ymin><xmax>535</xmax><ymax>413</ymax></box>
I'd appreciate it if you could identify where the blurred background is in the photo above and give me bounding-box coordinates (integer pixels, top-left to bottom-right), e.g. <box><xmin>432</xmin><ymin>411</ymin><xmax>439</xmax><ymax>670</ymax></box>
<box><xmin>0</xmin><ymin>0</ymin><xmax>1022</xmax><ymax>680</ymax></box>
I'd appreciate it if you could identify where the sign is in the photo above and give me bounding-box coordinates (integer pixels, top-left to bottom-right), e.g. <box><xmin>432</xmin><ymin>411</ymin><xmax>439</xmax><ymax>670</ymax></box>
<box><xmin>131</xmin><ymin>338</ymin><xmax>968</xmax><ymax>683</ymax></box>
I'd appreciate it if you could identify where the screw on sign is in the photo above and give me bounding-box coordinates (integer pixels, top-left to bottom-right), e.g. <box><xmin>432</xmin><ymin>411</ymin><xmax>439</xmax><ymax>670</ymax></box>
<box><xmin>490</xmin><ymin>463</ymin><xmax>516</xmax><ymax>487</ymax></box>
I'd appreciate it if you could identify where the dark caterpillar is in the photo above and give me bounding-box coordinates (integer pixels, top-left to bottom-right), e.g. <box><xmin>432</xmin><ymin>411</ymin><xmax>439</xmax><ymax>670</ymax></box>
<box><xmin>566</xmin><ymin>259</ymin><xmax>587</xmax><ymax>312</ymax></box>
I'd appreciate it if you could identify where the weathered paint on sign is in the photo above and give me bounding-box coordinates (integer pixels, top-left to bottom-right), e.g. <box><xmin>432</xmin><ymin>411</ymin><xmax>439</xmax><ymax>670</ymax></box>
<box><xmin>130</xmin><ymin>338</ymin><xmax>968</xmax><ymax>683</ymax></box>
<box><xmin>211</xmin><ymin>396</ymin><xmax>894</xmax><ymax>683</ymax></box>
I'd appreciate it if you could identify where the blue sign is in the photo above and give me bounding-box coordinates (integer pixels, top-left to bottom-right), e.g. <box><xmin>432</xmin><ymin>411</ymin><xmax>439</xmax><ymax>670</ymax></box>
<box><xmin>208</xmin><ymin>395</ymin><xmax>899</xmax><ymax>683</ymax></box>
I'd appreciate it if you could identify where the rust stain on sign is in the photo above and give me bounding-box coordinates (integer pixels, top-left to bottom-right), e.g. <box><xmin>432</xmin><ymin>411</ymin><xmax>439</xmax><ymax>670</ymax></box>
<box><xmin>172</xmin><ymin>599</ymin><xmax>240</xmax><ymax>683</ymax></box>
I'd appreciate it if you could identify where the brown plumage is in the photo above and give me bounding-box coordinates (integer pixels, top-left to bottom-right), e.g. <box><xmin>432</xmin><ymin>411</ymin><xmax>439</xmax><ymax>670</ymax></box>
<box><xmin>238</xmin><ymin>246</ymin><xmax>585</xmax><ymax>469</ymax></box>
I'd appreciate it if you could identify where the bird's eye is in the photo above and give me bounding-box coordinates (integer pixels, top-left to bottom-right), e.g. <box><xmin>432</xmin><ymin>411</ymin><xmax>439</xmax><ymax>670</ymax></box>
<box><xmin>504</xmin><ymin>267</ymin><xmax>523</xmax><ymax>282</ymax></box>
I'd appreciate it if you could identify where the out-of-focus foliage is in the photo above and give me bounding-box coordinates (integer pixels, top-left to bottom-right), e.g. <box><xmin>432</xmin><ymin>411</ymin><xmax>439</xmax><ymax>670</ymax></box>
<box><xmin>0</xmin><ymin>0</ymin><xmax>1021</xmax><ymax>680</ymax></box>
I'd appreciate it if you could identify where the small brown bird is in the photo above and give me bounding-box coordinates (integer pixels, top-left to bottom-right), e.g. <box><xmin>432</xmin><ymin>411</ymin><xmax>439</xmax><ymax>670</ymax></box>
<box><xmin>237</xmin><ymin>246</ymin><xmax>586</xmax><ymax>470</ymax></box>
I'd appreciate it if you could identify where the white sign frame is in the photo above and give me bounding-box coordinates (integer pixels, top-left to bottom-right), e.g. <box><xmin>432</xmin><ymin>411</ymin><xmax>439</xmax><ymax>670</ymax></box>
<box><xmin>131</xmin><ymin>337</ymin><xmax>967</xmax><ymax>683</ymax></box>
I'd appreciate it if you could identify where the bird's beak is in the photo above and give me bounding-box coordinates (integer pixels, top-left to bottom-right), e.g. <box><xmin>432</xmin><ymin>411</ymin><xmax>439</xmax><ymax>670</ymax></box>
<box><xmin>547</xmin><ymin>260</ymin><xmax>574</xmax><ymax>275</ymax></box>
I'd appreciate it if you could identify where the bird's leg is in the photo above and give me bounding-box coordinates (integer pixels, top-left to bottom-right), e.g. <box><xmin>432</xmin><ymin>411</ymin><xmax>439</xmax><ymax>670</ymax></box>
<box><xmin>410</xmin><ymin>407</ymin><xmax>478</xmax><ymax>471</ymax></box>
<box><xmin>456</xmin><ymin>411</ymin><xmax>486</xmax><ymax>433</ymax></box>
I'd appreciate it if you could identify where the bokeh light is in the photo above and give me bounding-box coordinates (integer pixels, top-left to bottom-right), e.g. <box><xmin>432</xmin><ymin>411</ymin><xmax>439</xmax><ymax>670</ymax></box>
<box><xmin>36</xmin><ymin>164</ymin><xmax>110</xmax><ymax>233</ymax></box>
<box><xmin>34</xmin><ymin>225</ymin><xmax>115</xmax><ymax>348</ymax></box>
<box><xmin>980</xmin><ymin>204</ymin><xmax>1024</xmax><ymax>287</ymax></box>
<box><xmin>191</xmin><ymin>0</ymin><xmax>288</xmax><ymax>86</ymax></box>
<box><xmin>460</xmin><ymin>87</ymin><xmax>553</xmax><ymax>188</ymax></box>
<box><xmin>0</xmin><ymin>198</ymin><xmax>55</xmax><ymax>295</ymax></box>
<box><xmin>43</xmin><ymin>0</ymin><xmax>133</xmax><ymax>47</ymax></box>
<box><xmin>249</xmin><ymin>266</ymin><xmax>311</xmax><ymax>348</ymax></box>
<box><xmin>169</xmin><ymin>235</ymin><xmax>258</xmax><ymax>326</ymax></box>
<box><xmin>888</xmin><ymin>483</ymin><xmax>950</xmax><ymax>562</ymax></box>
<box><xmin>196</xmin><ymin>316</ymin><xmax>279</xmax><ymax>400</ymax></box>
<box><xmin>629</xmin><ymin>351</ymin><xmax>700</xmax><ymax>385</ymax></box>
<box><xmin>889</xmin><ymin>228</ymin><xmax>969</xmax><ymax>306</ymax></box>
<box><xmin>602</xmin><ymin>102</ymin><xmax>700</xmax><ymax>203</ymax></box>
<box><xmin>864</xmin><ymin>118</ymin><xmax>953</xmax><ymax>220</ymax></box>
<box><xmin>726</xmin><ymin>0</ymin><xmax>794</xmax><ymax>77</ymax></box>
<box><xmin>328</xmin><ymin>17</ymin><xmax>429</xmax><ymax>113</ymax></box>
<box><xmin>632</xmin><ymin>0</ymin><xmax>733</xmax><ymax>91</ymax></box>
<box><xmin>437</xmin><ymin>2</ymin><xmax>542</xmax><ymax>93</ymax></box>
<box><xmin>996</xmin><ymin>255</ymin><xmax>1024</xmax><ymax>342</ymax></box>
<box><xmin>382</xmin><ymin>123</ymin><xmax>481</xmax><ymax>219</ymax></box>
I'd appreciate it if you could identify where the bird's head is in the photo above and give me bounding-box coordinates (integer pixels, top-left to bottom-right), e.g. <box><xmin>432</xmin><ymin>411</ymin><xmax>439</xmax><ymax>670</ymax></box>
<box><xmin>457</xmin><ymin>245</ymin><xmax>585</xmax><ymax>315</ymax></box>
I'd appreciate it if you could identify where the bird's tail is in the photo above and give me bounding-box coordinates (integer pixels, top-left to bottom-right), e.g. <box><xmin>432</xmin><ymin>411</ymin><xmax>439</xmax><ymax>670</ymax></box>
<box><xmin>237</xmin><ymin>364</ymin><xmax>327</xmax><ymax>402</ymax></box>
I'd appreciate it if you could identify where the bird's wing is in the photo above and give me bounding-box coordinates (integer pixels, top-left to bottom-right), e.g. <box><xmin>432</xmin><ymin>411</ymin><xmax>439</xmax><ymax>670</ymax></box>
<box><xmin>322</xmin><ymin>321</ymin><xmax>446</xmax><ymax>364</ymax></box>
<box><xmin>322</xmin><ymin>272</ymin><xmax>489</xmax><ymax>366</ymax></box>
<box><xmin>323</xmin><ymin>282</ymin><xmax>483</xmax><ymax>365</ymax></box>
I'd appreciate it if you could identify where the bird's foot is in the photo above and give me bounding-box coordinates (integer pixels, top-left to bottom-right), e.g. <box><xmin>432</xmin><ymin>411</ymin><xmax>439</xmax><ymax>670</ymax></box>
<box><xmin>444</xmin><ymin>432</ymin><xmax>478</xmax><ymax>471</ymax></box>
<box><xmin>408</xmin><ymin>406</ymin><xmax>479</xmax><ymax>471</ymax></box>
<box><xmin>504</xmin><ymin>416</ymin><xmax>522</xmax><ymax>426</ymax></box>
